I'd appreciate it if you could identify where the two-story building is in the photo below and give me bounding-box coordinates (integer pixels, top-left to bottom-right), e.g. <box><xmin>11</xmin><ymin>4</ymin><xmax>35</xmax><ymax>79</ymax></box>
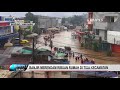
<box><xmin>91</xmin><ymin>12</ymin><xmax>120</xmax><ymax>41</ymax></box>
<box><xmin>36</xmin><ymin>15</ymin><xmax>61</xmax><ymax>33</ymax></box>
<box><xmin>88</xmin><ymin>12</ymin><xmax>120</xmax><ymax>52</ymax></box>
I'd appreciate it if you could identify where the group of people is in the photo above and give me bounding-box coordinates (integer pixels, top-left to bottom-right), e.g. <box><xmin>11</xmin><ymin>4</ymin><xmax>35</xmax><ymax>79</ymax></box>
<box><xmin>69</xmin><ymin>52</ymin><xmax>95</xmax><ymax>64</ymax></box>
<box><xmin>43</xmin><ymin>35</ymin><xmax>96</xmax><ymax>64</ymax></box>
<box><xmin>71</xmin><ymin>33</ymin><xmax>77</xmax><ymax>39</ymax></box>
<box><xmin>44</xmin><ymin>33</ymin><xmax>55</xmax><ymax>50</ymax></box>
<box><xmin>52</xmin><ymin>47</ymin><xmax>96</xmax><ymax>64</ymax></box>
<box><xmin>81</xmin><ymin>58</ymin><xmax>95</xmax><ymax>64</ymax></box>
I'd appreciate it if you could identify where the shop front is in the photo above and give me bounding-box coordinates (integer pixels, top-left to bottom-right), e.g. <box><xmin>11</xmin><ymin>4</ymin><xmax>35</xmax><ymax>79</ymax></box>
<box><xmin>0</xmin><ymin>33</ymin><xmax>19</xmax><ymax>47</ymax></box>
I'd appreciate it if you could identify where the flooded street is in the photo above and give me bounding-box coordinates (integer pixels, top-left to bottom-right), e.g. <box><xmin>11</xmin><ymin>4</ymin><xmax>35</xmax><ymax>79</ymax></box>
<box><xmin>36</xmin><ymin>30</ymin><xmax>120</xmax><ymax>64</ymax></box>
<box><xmin>37</xmin><ymin>30</ymin><xmax>80</xmax><ymax>52</ymax></box>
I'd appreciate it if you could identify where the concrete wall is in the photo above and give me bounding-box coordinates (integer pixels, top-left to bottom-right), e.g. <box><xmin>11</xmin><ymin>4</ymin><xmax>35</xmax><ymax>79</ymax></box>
<box><xmin>93</xmin><ymin>12</ymin><xmax>120</xmax><ymax>31</ymax></box>
<box><xmin>12</xmin><ymin>71</ymin><xmax>46</xmax><ymax>78</ymax></box>
<box><xmin>107</xmin><ymin>15</ymin><xmax>120</xmax><ymax>31</ymax></box>
<box><xmin>94</xmin><ymin>29</ymin><xmax>106</xmax><ymax>41</ymax></box>
<box><xmin>11</xmin><ymin>71</ymin><xmax>70</xmax><ymax>78</ymax></box>
<box><xmin>99</xmin><ymin>30</ymin><xmax>106</xmax><ymax>41</ymax></box>
<box><xmin>93</xmin><ymin>12</ymin><xmax>120</xmax><ymax>41</ymax></box>
<box><xmin>37</xmin><ymin>16</ymin><xmax>60</xmax><ymax>29</ymax></box>
<box><xmin>107</xmin><ymin>31</ymin><xmax>120</xmax><ymax>44</ymax></box>
<box><xmin>93</xmin><ymin>22</ymin><xmax>108</xmax><ymax>30</ymax></box>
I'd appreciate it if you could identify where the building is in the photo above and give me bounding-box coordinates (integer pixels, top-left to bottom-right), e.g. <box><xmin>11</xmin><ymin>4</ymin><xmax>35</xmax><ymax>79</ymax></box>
<box><xmin>107</xmin><ymin>31</ymin><xmax>120</xmax><ymax>53</ymax></box>
<box><xmin>91</xmin><ymin>12</ymin><xmax>120</xmax><ymax>41</ymax></box>
<box><xmin>36</xmin><ymin>15</ymin><xmax>61</xmax><ymax>33</ymax></box>
<box><xmin>87</xmin><ymin>12</ymin><xmax>120</xmax><ymax>52</ymax></box>
<box><xmin>0</xmin><ymin>16</ymin><xmax>18</xmax><ymax>47</ymax></box>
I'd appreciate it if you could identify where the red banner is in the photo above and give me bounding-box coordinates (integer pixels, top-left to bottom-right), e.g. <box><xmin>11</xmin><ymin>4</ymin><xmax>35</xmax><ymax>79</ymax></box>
<box><xmin>0</xmin><ymin>22</ymin><xmax>10</xmax><ymax>27</ymax></box>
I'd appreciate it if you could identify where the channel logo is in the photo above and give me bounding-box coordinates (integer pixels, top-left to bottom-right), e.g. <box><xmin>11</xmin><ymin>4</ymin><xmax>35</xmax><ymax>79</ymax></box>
<box><xmin>9</xmin><ymin>64</ymin><xmax>28</xmax><ymax>71</ymax></box>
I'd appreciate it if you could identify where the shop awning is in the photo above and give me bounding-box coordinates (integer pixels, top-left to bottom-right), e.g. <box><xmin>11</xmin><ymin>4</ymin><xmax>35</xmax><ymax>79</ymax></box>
<box><xmin>0</xmin><ymin>33</ymin><xmax>19</xmax><ymax>40</ymax></box>
<box><xmin>56</xmin><ymin>53</ymin><xmax>66</xmax><ymax>57</ymax></box>
<box><xmin>4</xmin><ymin>42</ymin><xmax>13</xmax><ymax>47</ymax></box>
<box><xmin>47</xmin><ymin>28</ymin><xmax>60</xmax><ymax>31</ymax></box>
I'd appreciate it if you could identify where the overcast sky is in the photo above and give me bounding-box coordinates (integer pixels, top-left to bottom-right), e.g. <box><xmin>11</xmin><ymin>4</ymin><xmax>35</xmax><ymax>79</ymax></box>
<box><xmin>0</xmin><ymin>12</ymin><xmax>87</xmax><ymax>18</ymax></box>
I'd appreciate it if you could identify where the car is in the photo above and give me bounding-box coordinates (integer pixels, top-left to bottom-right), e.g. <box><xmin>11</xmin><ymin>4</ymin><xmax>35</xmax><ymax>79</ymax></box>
<box><xmin>20</xmin><ymin>40</ymin><xmax>29</xmax><ymax>44</ymax></box>
<box><xmin>14</xmin><ymin>38</ymin><xmax>29</xmax><ymax>44</ymax></box>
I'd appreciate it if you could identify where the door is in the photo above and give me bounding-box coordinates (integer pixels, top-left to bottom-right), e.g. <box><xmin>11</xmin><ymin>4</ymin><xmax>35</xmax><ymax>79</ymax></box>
<box><xmin>112</xmin><ymin>44</ymin><xmax>120</xmax><ymax>53</ymax></box>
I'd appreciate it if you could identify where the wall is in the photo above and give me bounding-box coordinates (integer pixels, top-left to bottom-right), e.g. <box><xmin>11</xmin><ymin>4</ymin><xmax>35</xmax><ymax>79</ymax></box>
<box><xmin>93</xmin><ymin>12</ymin><xmax>120</xmax><ymax>32</ymax></box>
<box><xmin>93</xmin><ymin>22</ymin><xmax>108</xmax><ymax>30</ymax></box>
<box><xmin>38</xmin><ymin>16</ymin><xmax>59</xmax><ymax>29</ymax></box>
<box><xmin>93</xmin><ymin>12</ymin><xmax>107</xmax><ymax>30</ymax></box>
<box><xmin>11</xmin><ymin>71</ymin><xmax>69</xmax><ymax>78</ymax></box>
<box><xmin>11</xmin><ymin>71</ymin><xmax>46</xmax><ymax>78</ymax></box>
<box><xmin>98</xmin><ymin>30</ymin><xmax>105</xmax><ymax>41</ymax></box>
<box><xmin>107</xmin><ymin>31</ymin><xmax>120</xmax><ymax>44</ymax></box>
<box><xmin>107</xmin><ymin>15</ymin><xmax>120</xmax><ymax>31</ymax></box>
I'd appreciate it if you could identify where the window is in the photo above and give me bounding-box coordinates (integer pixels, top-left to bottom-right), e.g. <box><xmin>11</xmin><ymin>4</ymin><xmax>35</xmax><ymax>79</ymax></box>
<box><xmin>105</xmin><ymin>16</ymin><xmax>114</xmax><ymax>23</ymax></box>
<box><xmin>96</xmin><ymin>29</ymin><xmax>99</xmax><ymax>35</ymax></box>
<box><xmin>110</xmin><ymin>17</ymin><xmax>114</xmax><ymax>22</ymax></box>
<box><xmin>104</xmin><ymin>31</ymin><xmax>107</xmax><ymax>40</ymax></box>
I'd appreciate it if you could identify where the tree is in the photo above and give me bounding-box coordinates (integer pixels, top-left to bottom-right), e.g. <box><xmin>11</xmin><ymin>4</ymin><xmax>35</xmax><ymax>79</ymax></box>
<box><xmin>24</xmin><ymin>12</ymin><xmax>39</xmax><ymax>34</ymax></box>
<box><xmin>61</xmin><ymin>14</ymin><xmax>87</xmax><ymax>27</ymax></box>
<box><xmin>25</xmin><ymin>12</ymin><xmax>34</xmax><ymax>21</ymax></box>
<box><xmin>61</xmin><ymin>17</ymin><xmax>66</xmax><ymax>24</ymax></box>
<box><xmin>70</xmin><ymin>15</ymin><xmax>85</xmax><ymax>26</ymax></box>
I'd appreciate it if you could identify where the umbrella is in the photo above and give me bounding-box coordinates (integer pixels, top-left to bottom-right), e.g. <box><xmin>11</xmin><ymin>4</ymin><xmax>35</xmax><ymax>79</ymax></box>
<box><xmin>26</xmin><ymin>33</ymin><xmax>38</xmax><ymax>38</ymax></box>
<box><xmin>4</xmin><ymin>42</ymin><xmax>13</xmax><ymax>47</ymax></box>
<box><xmin>38</xmin><ymin>48</ymin><xmax>48</xmax><ymax>51</ymax></box>
<box><xmin>47</xmin><ymin>28</ymin><xmax>60</xmax><ymax>31</ymax></box>
<box><xmin>56</xmin><ymin>53</ymin><xmax>66</xmax><ymax>57</ymax></box>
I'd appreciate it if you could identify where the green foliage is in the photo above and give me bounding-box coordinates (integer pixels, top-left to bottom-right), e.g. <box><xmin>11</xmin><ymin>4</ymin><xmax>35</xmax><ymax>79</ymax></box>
<box><xmin>25</xmin><ymin>12</ymin><xmax>39</xmax><ymax>34</ymax></box>
<box><xmin>61</xmin><ymin>14</ymin><xmax>87</xmax><ymax>26</ymax></box>
<box><xmin>25</xmin><ymin>12</ymin><xmax>34</xmax><ymax>21</ymax></box>
<box><xmin>84</xmin><ymin>43</ymin><xmax>88</xmax><ymax>49</ymax></box>
<box><xmin>93</xmin><ymin>42</ymin><xmax>99</xmax><ymax>52</ymax></box>
<box><xmin>61</xmin><ymin>18</ymin><xmax>66</xmax><ymax>24</ymax></box>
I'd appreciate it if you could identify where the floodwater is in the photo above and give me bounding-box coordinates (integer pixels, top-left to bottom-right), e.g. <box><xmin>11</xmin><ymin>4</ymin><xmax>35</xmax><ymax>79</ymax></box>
<box><xmin>37</xmin><ymin>30</ymin><xmax>120</xmax><ymax>64</ymax></box>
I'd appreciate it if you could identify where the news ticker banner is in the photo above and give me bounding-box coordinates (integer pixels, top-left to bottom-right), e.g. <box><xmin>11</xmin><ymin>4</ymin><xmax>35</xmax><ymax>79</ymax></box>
<box><xmin>9</xmin><ymin>64</ymin><xmax>120</xmax><ymax>71</ymax></box>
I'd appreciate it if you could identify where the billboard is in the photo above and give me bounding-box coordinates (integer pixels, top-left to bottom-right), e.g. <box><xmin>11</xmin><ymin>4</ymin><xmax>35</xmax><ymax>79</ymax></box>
<box><xmin>4</xmin><ymin>17</ymin><xmax>14</xmax><ymax>22</ymax></box>
<box><xmin>107</xmin><ymin>31</ymin><xmax>120</xmax><ymax>45</ymax></box>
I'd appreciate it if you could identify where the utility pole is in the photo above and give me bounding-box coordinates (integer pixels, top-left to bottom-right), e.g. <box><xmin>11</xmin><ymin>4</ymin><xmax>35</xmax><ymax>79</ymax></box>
<box><xmin>32</xmin><ymin>37</ymin><xmax>35</xmax><ymax>64</ymax></box>
<box><xmin>19</xmin><ymin>26</ymin><xmax>21</xmax><ymax>45</ymax></box>
<box><xmin>51</xmin><ymin>18</ymin><xmax>52</xmax><ymax>27</ymax></box>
